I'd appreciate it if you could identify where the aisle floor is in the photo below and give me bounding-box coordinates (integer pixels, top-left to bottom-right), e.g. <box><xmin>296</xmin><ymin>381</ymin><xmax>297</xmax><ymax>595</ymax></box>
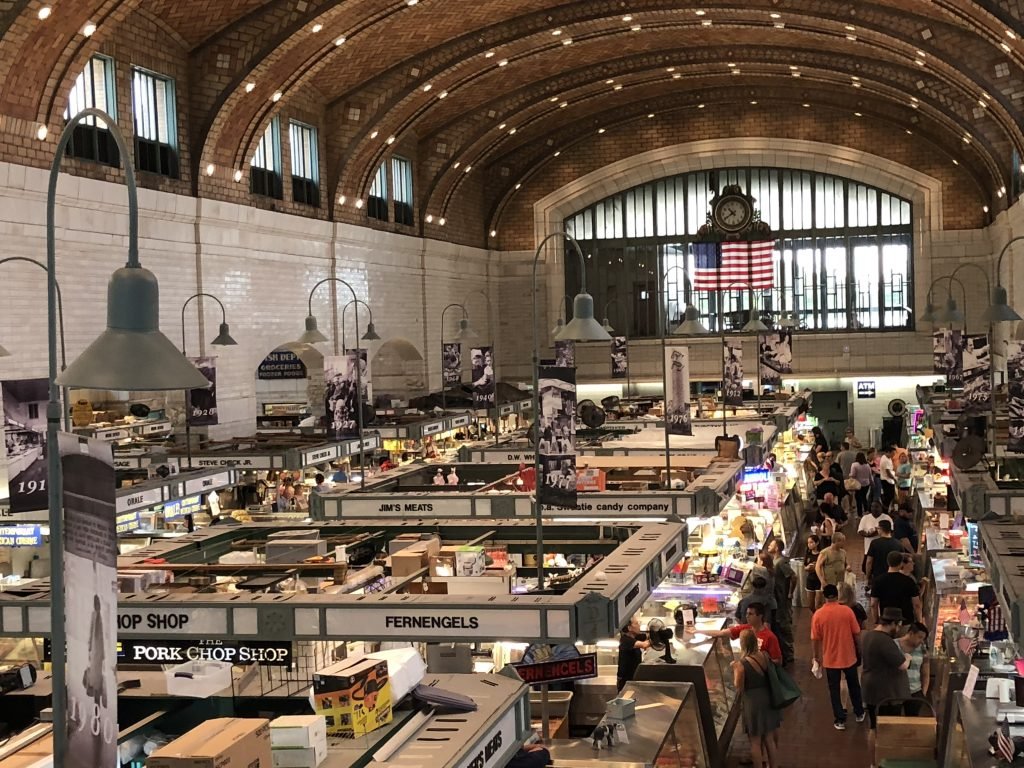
<box><xmin>724</xmin><ymin>604</ymin><xmax>870</xmax><ymax>768</ymax></box>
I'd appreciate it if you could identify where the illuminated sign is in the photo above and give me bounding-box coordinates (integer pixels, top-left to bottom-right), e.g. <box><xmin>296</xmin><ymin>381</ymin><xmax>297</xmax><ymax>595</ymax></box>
<box><xmin>512</xmin><ymin>652</ymin><xmax>597</xmax><ymax>684</ymax></box>
<box><xmin>0</xmin><ymin>525</ymin><xmax>42</xmax><ymax>547</ymax></box>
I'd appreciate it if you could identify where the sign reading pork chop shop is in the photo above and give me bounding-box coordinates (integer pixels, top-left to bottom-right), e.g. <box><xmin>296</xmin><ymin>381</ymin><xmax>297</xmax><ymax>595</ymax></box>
<box><xmin>118</xmin><ymin>639</ymin><xmax>293</xmax><ymax>667</ymax></box>
<box><xmin>512</xmin><ymin>652</ymin><xmax>598</xmax><ymax>685</ymax></box>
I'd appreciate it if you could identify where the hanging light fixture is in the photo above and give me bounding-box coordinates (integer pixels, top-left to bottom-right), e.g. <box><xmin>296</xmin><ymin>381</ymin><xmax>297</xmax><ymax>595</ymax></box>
<box><xmin>674</xmin><ymin>303</ymin><xmax>709</xmax><ymax>335</ymax></box>
<box><xmin>361</xmin><ymin>321</ymin><xmax>382</xmax><ymax>341</ymax></box>
<box><xmin>555</xmin><ymin>293</ymin><xmax>611</xmax><ymax>342</ymax></box>
<box><xmin>601</xmin><ymin>317</ymin><xmax>615</xmax><ymax>333</ymax></box>
<box><xmin>298</xmin><ymin>314</ymin><xmax>330</xmax><ymax>344</ymax></box>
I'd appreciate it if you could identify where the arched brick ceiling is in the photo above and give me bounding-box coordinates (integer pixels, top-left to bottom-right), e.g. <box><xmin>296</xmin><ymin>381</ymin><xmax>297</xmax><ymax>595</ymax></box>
<box><xmin>1</xmin><ymin>0</ymin><xmax>1022</xmax><ymax>238</ymax></box>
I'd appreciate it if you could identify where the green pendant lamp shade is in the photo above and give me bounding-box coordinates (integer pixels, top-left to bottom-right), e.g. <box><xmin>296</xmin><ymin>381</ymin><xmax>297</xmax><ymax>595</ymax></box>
<box><xmin>551</xmin><ymin>317</ymin><xmax>565</xmax><ymax>337</ymax></box>
<box><xmin>601</xmin><ymin>317</ymin><xmax>615</xmax><ymax>333</ymax></box>
<box><xmin>57</xmin><ymin>266</ymin><xmax>210</xmax><ymax>390</ymax></box>
<box><xmin>0</xmin><ymin>342</ymin><xmax>9</xmax><ymax>357</ymax></box>
<box><xmin>455</xmin><ymin>317</ymin><xmax>478</xmax><ymax>341</ymax></box>
<box><xmin>211</xmin><ymin>322</ymin><xmax>237</xmax><ymax>346</ymax></box>
<box><xmin>299</xmin><ymin>314</ymin><xmax>330</xmax><ymax>344</ymax></box>
<box><xmin>362</xmin><ymin>321</ymin><xmax>382</xmax><ymax>341</ymax></box>
<box><xmin>742</xmin><ymin>310</ymin><xmax>770</xmax><ymax>333</ymax></box>
<box><xmin>941</xmin><ymin>297</ymin><xmax>965</xmax><ymax>327</ymax></box>
<box><xmin>556</xmin><ymin>293</ymin><xmax>612</xmax><ymax>342</ymax></box>
<box><xmin>777</xmin><ymin>312</ymin><xmax>797</xmax><ymax>329</ymax></box>
<box><xmin>920</xmin><ymin>300</ymin><xmax>937</xmax><ymax>324</ymax></box>
<box><xmin>674</xmin><ymin>303</ymin><xmax>709</xmax><ymax>335</ymax></box>
<box><xmin>986</xmin><ymin>285</ymin><xmax>1023</xmax><ymax>323</ymax></box>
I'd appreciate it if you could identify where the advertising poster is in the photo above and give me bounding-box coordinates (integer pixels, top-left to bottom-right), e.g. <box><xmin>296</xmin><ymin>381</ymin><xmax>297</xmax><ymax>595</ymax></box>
<box><xmin>2</xmin><ymin>378</ymin><xmax>49</xmax><ymax>513</ymax></box>
<box><xmin>325</xmin><ymin>350</ymin><xmax>367</xmax><ymax>439</ymax></box>
<box><xmin>187</xmin><ymin>356</ymin><xmax>217</xmax><ymax>426</ymax></box>
<box><xmin>943</xmin><ymin>330</ymin><xmax>965</xmax><ymax>387</ymax></box>
<box><xmin>664</xmin><ymin>346</ymin><xmax>693</xmax><ymax>436</ymax></box>
<box><xmin>554</xmin><ymin>339</ymin><xmax>575</xmax><ymax>368</ymax></box>
<box><xmin>442</xmin><ymin>342</ymin><xmax>461</xmax><ymax>387</ymax></box>
<box><xmin>610</xmin><ymin>337</ymin><xmax>628</xmax><ymax>379</ymax></box>
<box><xmin>1008</xmin><ymin>341</ymin><xmax>1024</xmax><ymax>454</ymax></box>
<box><xmin>932</xmin><ymin>331</ymin><xmax>946</xmax><ymax>375</ymax></box>
<box><xmin>961</xmin><ymin>335</ymin><xmax>991</xmax><ymax>411</ymax></box>
<box><xmin>61</xmin><ymin>432</ymin><xmax>117</xmax><ymax>768</ymax></box>
<box><xmin>723</xmin><ymin>341</ymin><xmax>744</xmax><ymax>406</ymax></box>
<box><xmin>536</xmin><ymin>365</ymin><xmax>576</xmax><ymax>507</ymax></box>
<box><xmin>470</xmin><ymin>346</ymin><xmax>495</xmax><ymax>408</ymax></box>
<box><xmin>257</xmin><ymin>348</ymin><xmax>307</xmax><ymax>379</ymax></box>
<box><xmin>759</xmin><ymin>331</ymin><xmax>793</xmax><ymax>387</ymax></box>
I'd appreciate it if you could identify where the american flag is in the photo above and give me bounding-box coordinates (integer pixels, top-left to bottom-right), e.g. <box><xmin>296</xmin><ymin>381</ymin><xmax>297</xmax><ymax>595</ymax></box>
<box><xmin>692</xmin><ymin>240</ymin><xmax>776</xmax><ymax>290</ymax></box>
<box><xmin>997</xmin><ymin>720</ymin><xmax>1016</xmax><ymax>762</ymax></box>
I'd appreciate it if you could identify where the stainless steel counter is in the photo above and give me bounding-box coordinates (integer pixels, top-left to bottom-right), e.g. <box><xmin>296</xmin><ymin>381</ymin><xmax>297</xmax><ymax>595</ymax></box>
<box><xmin>946</xmin><ymin>693</ymin><xmax>1024</xmax><ymax>768</ymax></box>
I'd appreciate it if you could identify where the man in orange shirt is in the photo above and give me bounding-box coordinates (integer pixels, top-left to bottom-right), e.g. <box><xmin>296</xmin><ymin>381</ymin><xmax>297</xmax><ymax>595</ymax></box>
<box><xmin>811</xmin><ymin>584</ymin><xmax>865</xmax><ymax>730</ymax></box>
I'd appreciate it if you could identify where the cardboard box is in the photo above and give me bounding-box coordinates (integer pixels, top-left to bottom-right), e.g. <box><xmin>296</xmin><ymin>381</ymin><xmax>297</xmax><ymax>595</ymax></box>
<box><xmin>271</xmin><ymin>745</ymin><xmax>326</xmax><ymax>767</ymax></box>
<box><xmin>270</xmin><ymin>715</ymin><xmax>327</xmax><ymax>749</ymax></box>
<box><xmin>147</xmin><ymin>718</ymin><xmax>271</xmax><ymax>768</ymax></box>
<box><xmin>391</xmin><ymin>537</ymin><xmax>441</xmax><ymax>577</ymax></box>
<box><xmin>313</xmin><ymin>657</ymin><xmax>393</xmax><ymax>737</ymax></box>
<box><xmin>429</xmin><ymin>553</ymin><xmax>457</xmax><ymax>577</ymax></box>
<box><xmin>454</xmin><ymin>546</ymin><xmax>485</xmax><ymax>576</ymax></box>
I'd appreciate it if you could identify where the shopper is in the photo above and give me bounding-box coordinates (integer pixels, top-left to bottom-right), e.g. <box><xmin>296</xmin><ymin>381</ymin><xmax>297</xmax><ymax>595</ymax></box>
<box><xmin>767</xmin><ymin>538</ymin><xmax>797</xmax><ymax>666</ymax></box>
<box><xmin>804</xmin><ymin>535</ymin><xmax>823</xmax><ymax>611</ymax></box>
<box><xmin>858</xmin><ymin>502</ymin><xmax>893</xmax><ymax>573</ymax></box>
<box><xmin>616</xmin><ymin>615</ymin><xmax>650</xmax><ymax>691</ymax></box>
<box><xmin>879</xmin><ymin>446</ymin><xmax>897</xmax><ymax>510</ymax></box>
<box><xmin>706</xmin><ymin>603</ymin><xmax>783</xmax><ymax>664</ymax></box>
<box><xmin>898</xmin><ymin>622</ymin><xmax>931</xmax><ymax>714</ymax></box>
<box><xmin>737</xmin><ymin>576</ymin><xmax>778</xmax><ymax>625</ymax></box>
<box><xmin>895</xmin><ymin>452</ymin><xmax>913</xmax><ymax>499</ymax></box>
<box><xmin>836</xmin><ymin>441</ymin><xmax>858</xmax><ymax>479</ymax></box>
<box><xmin>893</xmin><ymin>503</ymin><xmax>920</xmax><ymax>555</ymax></box>
<box><xmin>813</xmin><ymin>463</ymin><xmax>842</xmax><ymax>502</ymax></box>
<box><xmin>849</xmin><ymin>452</ymin><xmax>874</xmax><ymax>517</ymax></box>
<box><xmin>811</xmin><ymin>584</ymin><xmax>865</xmax><ymax>730</ymax></box>
<box><xmin>750</xmin><ymin>553</ymin><xmax>776</xmax><ymax>598</ymax></box>
<box><xmin>844</xmin><ymin>426</ymin><xmax>864</xmax><ymax>451</ymax></box>
<box><xmin>862</xmin><ymin>608</ymin><xmax>911</xmax><ymax>763</ymax></box>
<box><xmin>812</xmin><ymin>425</ymin><xmax>830</xmax><ymax>453</ymax></box>
<box><xmin>313</xmin><ymin>473</ymin><xmax>331</xmax><ymax>494</ymax></box>
<box><xmin>815</xmin><ymin>531</ymin><xmax>849</xmax><ymax>594</ymax></box>
<box><xmin>870</xmin><ymin>550</ymin><xmax>923</xmax><ymax>625</ymax></box>
<box><xmin>864</xmin><ymin>519</ymin><xmax>903</xmax><ymax>587</ymax></box>
<box><xmin>733</xmin><ymin>628</ymin><xmax>781</xmax><ymax>768</ymax></box>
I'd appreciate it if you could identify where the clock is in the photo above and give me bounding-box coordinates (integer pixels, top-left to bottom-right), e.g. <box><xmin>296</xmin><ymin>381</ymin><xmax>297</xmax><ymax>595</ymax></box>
<box><xmin>712</xmin><ymin>193</ymin><xmax>753</xmax><ymax>233</ymax></box>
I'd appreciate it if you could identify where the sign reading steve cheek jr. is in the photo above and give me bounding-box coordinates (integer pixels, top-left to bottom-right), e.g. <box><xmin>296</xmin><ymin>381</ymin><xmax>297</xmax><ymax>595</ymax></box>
<box><xmin>512</xmin><ymin>652</ymin><xmax>598</xmax><ymax>684</ymax></box>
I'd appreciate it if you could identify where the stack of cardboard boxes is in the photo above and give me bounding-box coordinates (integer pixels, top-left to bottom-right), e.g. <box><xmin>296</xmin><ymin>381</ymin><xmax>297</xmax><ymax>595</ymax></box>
<box><xmin>147</xmin><ymin>718</ymin><xmax>272</xmax><ymax>767</ymax></box>
<box><xmin>312</xmin><ymin>657</ymin><xmax>393</xmax><ymax>738</ymax></box>
<box><xmin>390</xmin><ymin>534</ymin><xmax>441</xmax><ymax>577</ymax></box>
<box><xmin>269</xmin><ymin>716</ymin><xmax>328</xmax><ymax>767</ymax></box>
<box><xmin>429</xmin><ymin>545</ymin><xmax>486</xmax><ymax>577</ymax></box>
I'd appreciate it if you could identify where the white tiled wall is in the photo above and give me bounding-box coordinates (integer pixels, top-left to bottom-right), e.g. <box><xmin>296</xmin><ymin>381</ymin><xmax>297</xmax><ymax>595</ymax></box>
<box><xmin>0</xmin><ymin>162</ymin><xmax>493</xmax><ymax>442</ymax></box>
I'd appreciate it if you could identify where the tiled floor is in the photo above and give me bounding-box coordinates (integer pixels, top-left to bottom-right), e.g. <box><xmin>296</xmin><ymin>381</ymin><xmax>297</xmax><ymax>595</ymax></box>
<box><xmin>725</xmin><ymin>532</ymin><xmax>872</xmax><ymax>768</ymax></box>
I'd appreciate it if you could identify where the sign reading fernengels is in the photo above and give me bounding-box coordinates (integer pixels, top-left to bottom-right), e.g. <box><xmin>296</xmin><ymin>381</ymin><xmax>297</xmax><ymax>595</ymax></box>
<box><xmin>118</xmin><ymin>639</ymin><xmax>292</xmax><ymax>667</ymax></box>
<box><xmin>324</xmin><ymin>608</ymin><xmax>543</xmax><ymax>639</ymax></box>
<box><xmin>512</xmin><ymin>652</ymin><xmax>598</xmax><ymax>684</ymax></box>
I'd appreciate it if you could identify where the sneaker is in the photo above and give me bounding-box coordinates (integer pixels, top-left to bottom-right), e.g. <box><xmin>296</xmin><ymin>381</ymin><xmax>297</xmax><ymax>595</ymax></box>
<box><xmin>834</xmin><ymin>721</ymin><xmax>846</xmax><ymax>731</ymax></box>
<box><xmin>855</xmin><ymin>713</ymin><xmax>866</xmax><ymax>723</ymax></box>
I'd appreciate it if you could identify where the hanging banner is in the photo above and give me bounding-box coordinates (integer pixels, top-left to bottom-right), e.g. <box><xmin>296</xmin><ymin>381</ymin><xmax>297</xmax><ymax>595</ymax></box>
<box><xmin>932</xmin><ymin>331</ymin><xmax>947</xmax><ymax>375</ymax></box>
<box><xmin>554</xmin><ymin>340</ymin><xmax>575</xmax><ymax>368</ymax></box>
<box><xmin>759</xmin><ymin>331</ymin><xmax>792</xmax><ymax>387</ymax></box>
<box><xmin>1008</xmin><ymin>341</ymin><xmax>1024</xmax><ymax>454</ymax></box>
<box><xmin>61</xmin><ymin>432</ymin><xmax>118</xmax><ymax>768</ymax></box>
<box><xmin>442</xmin><ymin>342</ymin><xmax>462</xmax><ymax>388</ymax></box>
<box><xmin>536</xmin><ymin>365</ymin><xmax>576</xmax><ymax>507</ymax></box>
<box><xmin>325</xmin><ymin>350</ymin><xmax>367</xmax><ymax>439</ymax></box>
<box><xmin>665</xmin><ymin>346</ymin><xmax>692</xmax><ymax>436</ymax></box>
<box><xmin>961</xmin><ymin>335</ymin><xmax>991</xmax><ymax>411</ymax></box>
<box><xmin>187</xmin><ymin>356</ymin><xmax>218</xmax><ymax>426</ymax></box>
<box><xmin>943</xmin><ymin>330</ymin><xmax>965</xmax><ymax>387</ymax></box>
<box><xmin>610</xmin><ymin>337</ymin><xmax>628</xmax><ymax>379</ymax></box>
<box><xmin>2</xmin><ymin>378</ymin><xmax>49</xmax><ymax>514</ymax></box>
<box><xmin>723</xmin><ymin>341</ymin><xmax>744</xmax><ymax>406</ymax></box>
<box><xmin>471</xmin><ymin>346</ymin><xmax>495</xmax><ymax>408</ymax></box>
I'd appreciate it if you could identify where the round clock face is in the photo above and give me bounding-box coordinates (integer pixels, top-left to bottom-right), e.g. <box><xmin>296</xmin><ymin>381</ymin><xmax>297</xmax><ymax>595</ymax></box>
<box><xmin>713</xmin><ymin>194</ymin><xmax>753</xmax><ymax>233</ymax></box>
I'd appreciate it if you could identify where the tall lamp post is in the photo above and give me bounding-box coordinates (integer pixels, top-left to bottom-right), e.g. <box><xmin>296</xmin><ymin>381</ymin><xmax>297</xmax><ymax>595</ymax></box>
<box><xmin>659</xmin><ymin>268</ymin><xmax>708</xmax><ymax>488</ymax></box>
<box><xmin>0</xmin><ymin>257</ymin><xmax>70</xmax><ymax>430</ymax></box>
<box><xmin>46</xmin><ymin>108</ymin><xmax>210</xmax><ymax>765</ymax></box>
<box><xmin>180</xmin><ymin>293</ymin><xmax>238</xmax><ymax>467</ymax></box>
<box><xmin>439</xmin><ymin>302</ymin><xmax>476</xmax><ymax>414</ymax></box>
<box><xmin>532</xmin><ymin>232</ymin><xmax>609</xmax><ymax>590</ymax></box>
<box><xmin>464</xmin><ymin>288</ymin><xmax>500</xmax><ymax>445</ymax></box>
<box><xmin>718</xmin><ymin>281</ymin><xmax>769</xmax><ymax>438</ymax></box>
<box><xmin>298</xmin><ymin>278</ymin><xmax>368</xmax><ymax>488</ymax></box>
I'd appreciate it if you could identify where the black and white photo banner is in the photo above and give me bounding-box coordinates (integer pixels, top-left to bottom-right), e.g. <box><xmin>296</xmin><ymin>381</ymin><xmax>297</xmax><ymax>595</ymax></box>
<box><xmin>759</xmin><ymin>331</ymin><xmax>792</xmax><ymax>387</ymax></box>
<box><xmin>536</xmin><ymin>365</ymin><xmax>576</xmax><ymax>508</ymax></box>
<box><xmin>1008</xmin><ymin>341</ymin><xmax>1024</xmax><ymax>454</ymax></box>
<box><xmin>943</xmin><ymin>330</ymin><xmax>965</xmax><ymax>387</ymax></box>
<box><xmin>442</xmin><ymin>342</ymin><xmax>462</xmax><ymax>387</ymax></box>
<box><xmin>932</xmin><ymin>330</ymin><xmax>946</xmax><ymax>375</ymax></box>
<box><xmin>610</xmin><ymin>337</ymin><xmax>628</xmax><ymax>379</ymax></box>
<box><xmin>325</xmin><ymin>350</ymin><xmax>368</xmax><ymax>439</ymax></box>
<box><xmin>723</xmin><ymin>341</ymin><xmax>744</xmax><ymax>406</ymax></box>
<box><xmin>471</xmin><ymin>346</ymin><xmax>495</xmax><ymax>408</ymax></box>
<box><xmin>664</xmin><ymin>346</ymin><xmax>692</xmax><ymax>436</ymax></box>
<box><xmin>2</xmin><ymin>378</ymin><xmax>49</xmax><ymax>514</ymax></box>
<box><xmin>187</xmin><ymin>356</ymin><xmax>218</xmax><ymax>426</ymax></box>
<box><xmin>961</xmin><ymin>334</ymin><xmax>991</xmax><ymax>411</ymax></box>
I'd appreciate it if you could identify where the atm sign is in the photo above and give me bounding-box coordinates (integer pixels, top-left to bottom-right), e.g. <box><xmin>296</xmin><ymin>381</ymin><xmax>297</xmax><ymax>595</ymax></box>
<box><xmin>512</xmin><ymin>652</ymin><xmax>598</xmax><ymax>685</ymax></box>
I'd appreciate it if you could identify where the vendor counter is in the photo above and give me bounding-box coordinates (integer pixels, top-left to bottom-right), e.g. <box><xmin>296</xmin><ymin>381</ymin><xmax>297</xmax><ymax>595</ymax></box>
<box><xmin>945</xmin><ymin>693</ymin><xmax>1024</xmax><ymax>768</ymax></box>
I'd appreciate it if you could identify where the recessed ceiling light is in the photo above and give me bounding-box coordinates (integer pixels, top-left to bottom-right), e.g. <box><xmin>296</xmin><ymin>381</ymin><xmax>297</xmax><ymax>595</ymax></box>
<box><xmin>622</xmin><ymin>15</ymin><xmax>632</xmax><ymax>21</ymax></box>
<box><xmin>667</xmin><ymin>66</ymin><xmax>676</xmax><ymax>72</ymax></box>
<box><xmin>769</xmin><ymin>12</ymin><xmax>781</xmax><ymax>19</ymax></box>
<box><xmin>916</xmin><ymin>50</ymin><xmax>926</xmax><ymax>57</ymax></box>
<box><xmin>370</xmin><ymin>130</ymin><xmax>379</xmax><ymax>139</ymax></box>
<box><xmin>1007</xmin><ymin>29</ymin><xmax>1017</xmax><ymax>39</ymax></box>
<box><xmin>963</xmin><ymin>135</ymin><xmax>971</xmax><ymax>144</ymax></box>
<box><xmin>791</xmin><ymin>72</ymin><xmax>800</xmax><ymax>77</ymax></box>
<box><xmin>553</xmin><ymin>151</ymin><xmax>561</xmax><ymax>156</ymax></box>
<box><xmin>695</xmin><ymin>9</ymin><xmax>706</xmax><ymax>15</ymax></box>
<box><xmin>597</xmin><ymin>128</ymin><xmax>605</xmax><ymax>134</ymax></box>
<box><xmin>853</xmin><ymin>111</ymin><xmax>862</xmax><ymax>117</ymax></box>
<box><xmin>905</xmin><ymin>129</ymin><xmax>913</xmax><ymax>135</ymax></box>
<box><xmin>562</xmin><ymin>38</ymin><xmax>573</xmax><ymax>45</ymax></box>
<box><xmin>983</xmin><ymin>92</ymin><xmax>992</xmax><ymax>100</ymax></box>
<box><xmin>750</xmin><ymin>100</ymin><xmax>758</xmax><ymax>105</ymax></box>
<box><xmin>789</xmin><ymin>65</ymin><xmax>799</xmax><ymax>70</ymax></box>
<box><xmin>406</xmin><ymin>0</ymin><xmax>418</xmax><ymax>5</ymax></box>
<box><xmin>490</xmin><ymin>230</ymin><xmax>497</xmax><ymax>237</ymax></box>
<box><xmin>311</xmin><ymin>23</ymin><xmax>323</xmax><ymax>33</ymax></box>
<box><xmin>727</xmin><ymin>62</ymin><xmax>736</xmax><ymax>67</ymax></box>
<box><xmin>852</xmin><ymin>81</ymin><xmax>861</xmax><ymax>87</ymax></box>
<box><xmin>953</xmin><ymin>159</ymin><xmax>959</xmax><ymax>165</ymax></box>
<box><xmin>698</xmin><ymin>103</ymin><xmax>705</xmax><ymax>108</ymax></box>
<box><xmin>245</xmin><ymin>82</ymin><xmax>256</xmax><ymax>93</ymax></box>
<box><xmin>845</xmin><ymin>24</ymin><xmax>856</xmax><ymax>31</ymax></box>
<box><xmin>910</xmin><ymin>101</ymin><xmax>919</xmax><ymax>109</ymax></box>
<box><xmin>552</xmin><ymin>29</ymin><xmax>561</xmax><ymax>35</ymax></box>
<box><xmin>631</xmin><ymin>24</ymin><xmax>642</xmax><ymax>31</ymax></box>
<box><xmin>979</xmin><ymin>99</ymin><xmax>988</xmax><ymax>107</ymax></box>
<box><xmin>37</xmin><ymin>6</ymin><xmax>51</xmax><ymax>20</ymax></box>
<box><xmin>233</xmin><ymin>169</ymin><xmax>243</xmax><ymax>182</ymax></box>
<box><xmin>425</xmin><ymin>214</ymin><xmax>434</xmax><ymax>223</ymax></box>
<box><xmin>802</xmin><ymin>103</ymin><xmax>810</xmax><ymax>107</ymax></box>
<box><xmin>774</xmin><ymin>22</ymin><xmax>785</xmax><ymax>28</ymax></box>
<box><xmin>605</xmin><ymin>79</ymin><xmax>615</xmax><ymax>84</ymax></box>
<box><xmin>82</xmin><ymin>21</ymin><xmax>97</xmax><ymax>36</ymax></box>
<box><xmin>484</xmin><ymin>50</ymin><xmax>495</xmax><ymax>58</ymax></box>
<box><xmin>464</xmin><ymin>165</ymin><xmax>472</xmax><ymax>173</ymax></box>
<box><xmin>1001</xmin><ymin>185</ymin><xmax>1007</xmax><ymax>194</ymax></box>
<box><xmin>453</xmin><ymin>161</ymin><xmax>460</xmax><ymax>169</ymax></box>
<box><xmin>334</xmin><ymin>36</ymin><xmax>346</xmax><ymax>46</ymax></box>
<box><xmin>613</xmin><ymin>84</ymin><xmax>623</xmax><ymax>90</ymax></box>
<box><xmin>915</xmin><ymin>59</ymin><xmax>925</xmax><ymax>66</ymax></box>
<box><xmin>983</xmin><ymin>205</ymin><xmax>989</xmax><ymax>213</ymax></box>
<box><xmin>271</xmin><ymin>91</ymin><xmax>282</xmax><ymax>102</ymax></box>
<box><xmin>1001</xmin><ymin>42</ymin><xmax>1012</xmax><ymax>53</ymax></box>
<box><xmin>701</xmin><ymin>19</ymin><xmax>712</xmax><ymax>26</ymax></box>
<box><xmin>647</xmin><ymin>113</ymin><xmax>655</xmax><ymax>118</ymax></box>
<box><xmin>497</xmin><ymin>58</ymin><xmax>508</xmax><ymax>66</ymax></box>
<box><xmin>911</xmin><ymin>96</ymin><xmax>919</xmax><ymax>101</ymax></box>
<box><xmin>386</xmin><ymin>135</ymin><xmax>395</xmax><ymax>144</ymax></box>
<box><xmin>846</xmin><ymin>34</ymin><xmax>857</xmax><ymax>41</ymax></box>
<box><xmin>355</xmin><ymin>199</ymin><xmax>364</xmax><ymax>209</ymax></box>
<box><xmin>35</xmin><ymin>124</ymin><xmax>47</xmax><ymax>140</ymax></box>
<box><xmin>438</xmin><ymin>217</ymin><xmax>446</xmax><ymax>226</ymax></box>
<box><xmin>438</xmin><ymin>90</ymin><xmax>448</xmax><ymax>99</ymax></box>
<box><xmin>423</xmin><ymin>83</ymin><xmax>432</xmax><ymax>92</ymax></box>
<box><xmin>731</xmin><ymin>68</ymin><xmax>741</xmax><ymax>74</ymax></box>
<box><xmin>550</xmin><ymin>96</ymin><xmax>559</xmax><ymax>102</ymax></box>
<box><xmin>672</xmin><ymin>73</ymin><xmax>682</xmax><ymax>79</ymax></box>
<box><xmin>205</xmin><ymin>163</ymin><xmax>215</xmax><ymax>176</ymax></box>
<box><xmin>498</xmin><ymin>123</ymin><xmax>506</xmax><ymax>129</ymax></box>
<box><xmin>338</xmin><ymin>195</ymin><xmax>347</xmax><ymax>205</ymax></box>
<box><xmin>515</xmin><ymin>182</ymin><xmax>522</xmax><ymax>189</ymax></box>
<box><xmin>508</xmin><ymin>127</ymin><xmax>517</xmax><ymax>135</ymax></box>
<box><xmin>559</xmin><ymin>101</ymin><xmax>568</xmax><ymax>108</ymax></box>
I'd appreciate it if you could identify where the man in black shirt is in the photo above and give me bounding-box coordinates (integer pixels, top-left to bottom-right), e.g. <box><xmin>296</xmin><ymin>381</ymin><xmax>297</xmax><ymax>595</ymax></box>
<box><xmin>864</xmin><ymin>520</ymin><xmax>904</xmax><ymax>587</ymax></box>
<box><xmin>870</xmin><ymin>550</ymin><xmax>922</xmax><ymax>625</ymax></box>
<box><xmin>616</xmin><ymin>616</ymin><xmax>650</xmax><ymax>691</ymax></box>
<box><xmin>893</xmin><ymin>504</ymin><xmax>919</xmax><ymax>554</ymax></box>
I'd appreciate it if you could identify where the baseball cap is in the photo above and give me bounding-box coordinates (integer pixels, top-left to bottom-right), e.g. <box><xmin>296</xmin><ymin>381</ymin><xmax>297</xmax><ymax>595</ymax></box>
<box><xmin>822</xmin><ymin>584</ymin><xmax>839</xmax><ymax>599</ymax></box>
<box><xmin>880</xmin><ymin>607</ymin><xmax>904</xmax><ymax>623</ymax></box>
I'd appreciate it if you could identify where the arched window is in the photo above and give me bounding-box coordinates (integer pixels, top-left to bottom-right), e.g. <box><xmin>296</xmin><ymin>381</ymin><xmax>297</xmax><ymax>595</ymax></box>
<box><xmin>563</xmin><ymin>168</ymin><xmax>913</xmax><ymax>336</ymax></box>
